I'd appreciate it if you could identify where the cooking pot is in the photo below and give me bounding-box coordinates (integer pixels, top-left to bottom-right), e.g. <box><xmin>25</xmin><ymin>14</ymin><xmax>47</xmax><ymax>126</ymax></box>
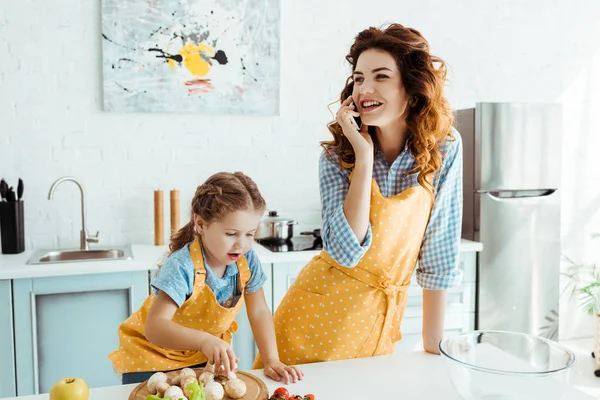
<box><xmin>256</xmin><ymin>211</ymin><xmax>298</xmax><ymax>241</ymax></box>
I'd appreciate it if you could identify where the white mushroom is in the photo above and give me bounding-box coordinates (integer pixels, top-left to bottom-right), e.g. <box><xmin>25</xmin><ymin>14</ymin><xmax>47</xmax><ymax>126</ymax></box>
<box><xmin>156</xmin><ymin>382</ymin><xmax>171</xmax><ymax>398</ymax></box>
<box><xmin>164</xmin><ymin>385</ymin><xmax>185</xmax><ymax>400</ymax></box>
<box><xmin>198</xmin><ymin>371</ymin><xmax>215</xmax><ymax>386</ymax></box>
<box><xmin>204</xmin><ymin>380</ymin><xmax>225</xmax><ymax>400</ymax></box>
<box><xmin>180</xmin><ymin>367</ymin><xmax>196</xmax><ymax>378</ymax></box>
<box><xmin>204</xmin><ymin>363</ymin><xmax>216</xmax><ymax>374</ymax></box>
<box><xmin>226</xmin><ymin>370</ymin><xmax>237</xmax><ymax>380</ymax></box>
<box><xmin>224</xmin><ymin>378</ymin><xmax>246</xmax><ymax>399</ymax></box>
<box><xmin>213</xmin><ymin>363</ymin><xmax>236</xmax><ymax>383</ymax></box>
<box><xmin>171</xmin><ymin>374</ymin><xmax>182</xmax><ymax>386</ymax></box>
<box><xmin>214</xmin><ymin>375</ymin><xmax>228</xmax><ymax>386</ymax></box>
<box><xmin>180</xmin><ymin>375</ymin><xmax>197</xmax><ymax>388</ymax></box>
<box><xmin>147</xmin><ymin>372</ymin><xmax>168</xmax><ymax>395</ymax></box>
<box><xmin>180</xmin><ymin>376</ymin><xmax>198</xmax><ymax>397</ymax></box>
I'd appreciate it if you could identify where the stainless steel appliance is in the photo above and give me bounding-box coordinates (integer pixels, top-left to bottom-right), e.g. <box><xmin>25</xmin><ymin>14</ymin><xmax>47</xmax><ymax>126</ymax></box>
<box><xmin>256</xmin><ymin>229</ymin><xmax>322</xmax><ymax>252</ymax></box>
<box><xmin>456</xmin><ymin>102</ymin><xmax>562</xmax><ymax>340</ymax></box>
<box><xmin>256</xmin><ymin>210</ymin><xmax>298</xmax><ymax>241</ymax></box>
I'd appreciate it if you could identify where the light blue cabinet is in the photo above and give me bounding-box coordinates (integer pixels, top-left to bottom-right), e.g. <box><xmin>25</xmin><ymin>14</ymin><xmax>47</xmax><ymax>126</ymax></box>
<box><xmin>12</xmin><ymin>271</ymin><xmax>150</xmax><ymax>396</ymax></box>
<box><xmin>0</xmin><ymin>280</ymin><xmax>16</xmax><ymax>398</ymax></box>
<box><xmin>232</xmin><ymin>263</ymin><xmax>273</xmax><ymax>371</ymax></box>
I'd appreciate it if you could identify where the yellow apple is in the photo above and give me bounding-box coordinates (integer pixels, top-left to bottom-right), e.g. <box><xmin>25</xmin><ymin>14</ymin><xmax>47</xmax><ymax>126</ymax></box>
<box><xmin>49</xmin><ymin>377</ymin><xmax>89</xmax><ymax>400</ymax></box>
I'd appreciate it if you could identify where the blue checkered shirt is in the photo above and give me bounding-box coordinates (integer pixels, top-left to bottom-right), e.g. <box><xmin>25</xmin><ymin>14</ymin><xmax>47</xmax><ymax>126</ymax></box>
<box><xmin>319</xmin><ymin>128</ymin><xmax>463</xmax><ymax>290</ymax></box>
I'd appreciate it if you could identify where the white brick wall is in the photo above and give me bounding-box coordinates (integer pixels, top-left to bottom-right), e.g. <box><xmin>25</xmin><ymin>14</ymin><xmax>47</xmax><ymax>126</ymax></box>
<box><xmin>1</xmin><ymin>0</ymin><xmax>599</xmax><ymax>339</ymax></box>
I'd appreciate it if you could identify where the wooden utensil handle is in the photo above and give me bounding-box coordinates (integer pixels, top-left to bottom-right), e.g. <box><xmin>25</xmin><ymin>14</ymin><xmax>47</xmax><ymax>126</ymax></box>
<box><xmin>154</xmin><ymin>190</ymin><xmax>164</xmax><ymax>246</ymax></box>
<box><xmin>170</xmin><ymin>190</ymin><xmax>180</xmax><ymax>235</ymax></box>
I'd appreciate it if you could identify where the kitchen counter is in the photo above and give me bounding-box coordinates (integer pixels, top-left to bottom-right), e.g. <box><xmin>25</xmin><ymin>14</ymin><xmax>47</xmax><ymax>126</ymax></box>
<box><xmin>1</xmin><ymin>349</ymin><xmax>591</xmax><ymax>400</ymax></box>
<box><xmin>0</xmin><ymin>245</ymin><xmax>168</xmax><ymax>280</ymax></box>
<box><xmin>0</xmin><ymin>239</ymin><xmax>482</xmax><ymax>280</ymax></box>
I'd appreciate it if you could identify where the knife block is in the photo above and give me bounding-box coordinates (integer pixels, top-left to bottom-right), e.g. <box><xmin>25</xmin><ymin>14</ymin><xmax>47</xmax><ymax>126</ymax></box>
<box><xmin>0</xmin><ymin>201</ymin><xmax>25</xmax><ymax>254</ymax></box>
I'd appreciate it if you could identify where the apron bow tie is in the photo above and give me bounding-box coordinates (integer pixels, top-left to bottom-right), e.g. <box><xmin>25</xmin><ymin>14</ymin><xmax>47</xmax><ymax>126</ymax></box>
<box><xmin>376</xmin><ymin>271</ymin><xmax>409</xmax><ymax>350</ymax></box>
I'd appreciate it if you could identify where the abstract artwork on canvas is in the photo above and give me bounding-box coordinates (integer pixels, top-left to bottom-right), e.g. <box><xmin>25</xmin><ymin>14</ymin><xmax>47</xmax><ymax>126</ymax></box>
<box><xmin>101</xmin><ymin>0</ymin><xmax>280</xmax><ymax>115</ymax></box>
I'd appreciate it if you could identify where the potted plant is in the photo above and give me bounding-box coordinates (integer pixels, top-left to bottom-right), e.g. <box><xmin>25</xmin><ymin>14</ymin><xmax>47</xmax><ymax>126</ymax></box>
<box><xmin>562</xmin><ymin>233</ymin><xmax>600</xmax><ymax>376</ymax></box>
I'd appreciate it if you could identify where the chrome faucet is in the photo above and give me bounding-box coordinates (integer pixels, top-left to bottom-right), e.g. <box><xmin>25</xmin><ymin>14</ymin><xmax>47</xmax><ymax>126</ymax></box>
<box><xmin>48</xmin><ymin>176</ymin><xmax>99</xmax><ymax>250</ymax></box>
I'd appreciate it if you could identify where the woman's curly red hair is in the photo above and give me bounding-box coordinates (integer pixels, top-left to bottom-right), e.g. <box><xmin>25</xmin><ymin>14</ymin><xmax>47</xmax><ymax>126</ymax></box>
<box><xmin>322</xmin><ymin>23</ymin><xmax>454</xmax><ymax>194</ymax></box>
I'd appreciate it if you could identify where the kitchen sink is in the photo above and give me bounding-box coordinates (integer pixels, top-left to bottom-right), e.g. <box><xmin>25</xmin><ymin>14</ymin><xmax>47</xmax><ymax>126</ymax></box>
<box><xmin>27</xmin><ymin>244</ymin><xmax>134</xmax><ymax>265</ymax></box>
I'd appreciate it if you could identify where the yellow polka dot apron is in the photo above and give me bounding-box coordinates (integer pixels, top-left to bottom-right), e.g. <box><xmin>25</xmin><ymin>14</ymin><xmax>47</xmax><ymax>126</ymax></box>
<box><xmin>109</xmin><ymin>238</ymin><xmax>251</xmax><ymax>374</ymax></box>
<box><xmin>254</xmin><ymin>176</ymin><xmax>432</xmax><ymax>368</ymax></box>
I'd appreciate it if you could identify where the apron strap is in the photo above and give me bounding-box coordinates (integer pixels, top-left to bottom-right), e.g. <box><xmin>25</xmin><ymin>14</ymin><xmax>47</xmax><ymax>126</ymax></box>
<box><xmin>237</xmin><ymin>255</ymin><xmax>251</xmax><ymax>289</ymax></box>
<box><xmin>190</xmin><ymin>238</ymin><xmax>207</xmax><ymax>289</ymax></box>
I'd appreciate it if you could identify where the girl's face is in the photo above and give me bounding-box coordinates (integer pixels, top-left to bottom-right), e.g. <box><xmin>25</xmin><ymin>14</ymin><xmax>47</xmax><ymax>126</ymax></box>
<box><xmin>352</xmin><ymin>49</ymin><xmax>409</xmax><ymax>128</ymax></box>
<box><xmin>194</xmin><ymin>210</ymin><xmax>262</xmax><ymax>268</ymax></box>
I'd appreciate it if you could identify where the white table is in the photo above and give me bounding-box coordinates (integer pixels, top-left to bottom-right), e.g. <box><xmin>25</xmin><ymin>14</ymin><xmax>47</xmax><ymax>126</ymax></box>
<box><xmin>2</xmin><ymin>350</ymin><xmax>593</xmax><ymax>400</ymax></box>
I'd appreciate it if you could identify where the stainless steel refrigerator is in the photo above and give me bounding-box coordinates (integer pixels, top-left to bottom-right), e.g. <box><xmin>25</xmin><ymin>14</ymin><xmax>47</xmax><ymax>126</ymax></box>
<box><xmin>456</xmin><ymin>102</ymin><xmax>562</xmax><ymax>340</ymax></box>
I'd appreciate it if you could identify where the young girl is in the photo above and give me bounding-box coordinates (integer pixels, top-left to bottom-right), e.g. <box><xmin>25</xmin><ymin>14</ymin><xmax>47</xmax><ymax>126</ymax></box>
<box><xmin>109</xmin><ymin>172</ymin><xmax>303</xmax><ymax>385</ymax></box>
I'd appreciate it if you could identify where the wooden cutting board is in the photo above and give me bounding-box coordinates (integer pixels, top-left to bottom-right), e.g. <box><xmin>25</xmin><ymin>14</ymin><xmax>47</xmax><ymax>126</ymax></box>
<box><xmin>128</xmin><ymin>368</ymin><xmax>268</xmax><ymax>400</ymax></box>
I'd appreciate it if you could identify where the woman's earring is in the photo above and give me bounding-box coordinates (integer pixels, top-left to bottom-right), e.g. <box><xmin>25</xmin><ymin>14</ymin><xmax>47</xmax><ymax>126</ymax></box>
<box><xmin>408</xmin><ymin>96</ymin><xmax>418</xmax><ymax>108</ymax></box>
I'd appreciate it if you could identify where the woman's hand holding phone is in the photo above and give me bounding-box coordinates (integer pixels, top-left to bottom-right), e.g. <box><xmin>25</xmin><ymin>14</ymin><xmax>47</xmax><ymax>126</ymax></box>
<box><xmin>336</xmin><ymin>96</ymin><xmax>374</xmax><ymax>161</ymax></box>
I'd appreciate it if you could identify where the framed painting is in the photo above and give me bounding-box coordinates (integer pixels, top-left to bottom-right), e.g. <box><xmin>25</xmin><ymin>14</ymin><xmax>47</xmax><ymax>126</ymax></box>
<box><xmin>101</xmin><ymin>0</ymin><xmax>280</xmax><ymax>115</ymax></box>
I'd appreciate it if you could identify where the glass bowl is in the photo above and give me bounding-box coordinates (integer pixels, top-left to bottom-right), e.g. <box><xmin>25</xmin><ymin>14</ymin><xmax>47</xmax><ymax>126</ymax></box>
<box><xmin>439</xmin><ymin>330</ymin><xmax>576</xmax><ymax>400</ymax></box>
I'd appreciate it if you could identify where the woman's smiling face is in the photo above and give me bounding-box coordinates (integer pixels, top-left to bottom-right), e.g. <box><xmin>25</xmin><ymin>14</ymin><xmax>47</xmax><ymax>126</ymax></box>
<box><xmin>352</xmin><ymin>49</ymin><xmax>410</xmax><ymax>128</ymax></box>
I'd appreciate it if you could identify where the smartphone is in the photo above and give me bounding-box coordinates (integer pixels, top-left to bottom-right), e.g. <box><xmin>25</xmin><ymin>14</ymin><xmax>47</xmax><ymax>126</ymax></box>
<box><xmin>348</xmin><ymin>102</ymin><xmax>362</xmax><ymax>130</ymax></box>
<box><xmin>351</xmin><ymin>115</ymin><xmax>362</xmax><ymax>131</ymax></box>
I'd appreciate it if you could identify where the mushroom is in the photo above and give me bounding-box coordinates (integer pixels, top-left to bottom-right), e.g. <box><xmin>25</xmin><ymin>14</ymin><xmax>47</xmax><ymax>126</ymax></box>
<box><xmin>171</xmin><ymin>374</ymin><xmax>182</xmax><ymax>386</ymax></box>
<box><xmin>147</xmin><ymin>372</ymin><xmax>168</xmax><ymax>394</ymax></box>
<box><xmin>180</xmin><ymin>367</ymin><xmax>196</xmax><ymax>378</ymax></box>
<box><xmin>164</xmin><ymin>385</ymin><xmax>185</xmax><ymax>400</ymax></box>
<box><xmin>198</xmin><ymin>363</ymin><xmax>217</xmax><ymax>385</ymax></box>
<box><xmin>156</xmin><ymin>382</ymin><xmax>170</xmax><ymax>398</ymax></box>
<box><xmin>226</xmin><ymin>370</ymin><xmax>237</xmax><ymax>380</ymax></box>
<box><xmin>214</xmin><ymin>374</ymin><xmax>228</xmax><ymax>386</ymax></box>
<box><xmin>204</xmin><ymin>380</ymin><xmax>225</xmax><ymax>400</ymax></box>
<box><xmin>224</xmin><ymin>378</ymin><xmax>246</xmax><ymax>399</ymax></box>
<box><xmin>180</xmin><ymin>376</ymin><xmax>198</xmax><ymax>397</ymax></box>
<box><xmin>204</xmin><ymin>363</ymin><xmax>216</xmax><ymax>374</ymax></box>
<box><xmin>213</xmin><ymin>364</ymin><xmax>236</xmax><ymax>384</ymax></box>
<box><xmin>198</xmin><ymin>371</ymin><xmax>215</xmax><ymax>386</ymax></box>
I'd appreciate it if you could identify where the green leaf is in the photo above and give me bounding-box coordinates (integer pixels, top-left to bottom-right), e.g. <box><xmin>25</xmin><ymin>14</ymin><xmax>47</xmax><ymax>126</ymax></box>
<box><xmin>561</xmin><ymin>248</ymin><xmax>600</xmax><ymax>315</ymax></box>
<box><xmin>186</xmin><ymin>381</ymin><xmax>206</xmax><ymax>400</ymax></box>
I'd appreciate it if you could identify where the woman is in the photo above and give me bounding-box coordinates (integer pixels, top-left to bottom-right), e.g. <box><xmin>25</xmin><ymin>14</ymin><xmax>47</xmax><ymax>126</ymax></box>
<box><xmin>255</xmin><ymin>23</ymin><xmax>462</xmax><ymax>367</ymax></box>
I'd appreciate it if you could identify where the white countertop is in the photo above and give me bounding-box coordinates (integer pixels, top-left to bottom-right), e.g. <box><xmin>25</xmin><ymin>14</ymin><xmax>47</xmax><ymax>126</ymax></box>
<box><xmin>1</xmin><ymin>349</ymin><xmax>592</xmax><ymax>400</ymax></box>
<box><xmin>0</xmin><ymin>245</ymin><xmax>168</xmax><ymax>280</ymax></box>
<box><xmin>0</xmin><ymin>239</ymin><xmax>482</xmax><ymax>280</ymax></box>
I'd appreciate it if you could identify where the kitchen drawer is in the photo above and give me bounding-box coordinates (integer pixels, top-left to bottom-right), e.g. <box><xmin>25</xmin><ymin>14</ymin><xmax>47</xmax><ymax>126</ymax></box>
<box><xmin>396</xmin><ymin>312</ymin><xmax>475</xmax><ymax>352</ymax></box>
<box><xmin>404</xmin><ymin>282</ymin><xmax>475</xmax><ymax>318</ymax></box>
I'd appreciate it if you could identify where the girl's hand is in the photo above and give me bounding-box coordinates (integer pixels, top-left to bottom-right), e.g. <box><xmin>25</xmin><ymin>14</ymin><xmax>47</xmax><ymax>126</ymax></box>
<box><xmin>336</xmin><ymin>96</ymin><xmax>374</xmax><ymax>161</ymax></box>
<box><xmin>199</xmin><ymin>334</ymin><xmax>238</xmax><ymax>375</ymax></box>
<box><xmin>263</xmin><ymin>359</ymin><xmax>304</xmax><ymax>384</ymax></box>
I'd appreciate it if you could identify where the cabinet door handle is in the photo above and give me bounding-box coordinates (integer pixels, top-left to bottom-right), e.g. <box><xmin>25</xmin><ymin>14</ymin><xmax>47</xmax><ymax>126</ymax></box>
<box><xmin>31</xmin><ymin>293</ymin><xmax>40</xmax><ymax>395</ymax></box>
